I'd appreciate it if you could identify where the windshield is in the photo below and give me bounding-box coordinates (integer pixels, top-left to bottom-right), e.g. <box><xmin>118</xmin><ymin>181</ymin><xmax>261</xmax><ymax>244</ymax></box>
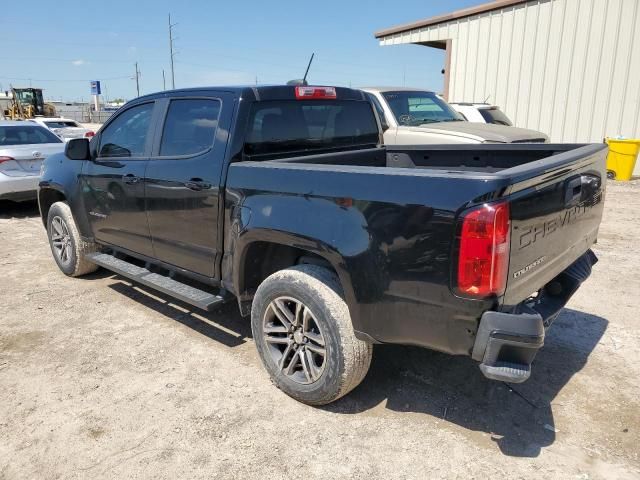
<box><xmin>245</xmin><ymin>100</ymin><xmax>379</xmax><ymax>158</ymax></box>
<box><xmin>15</xmin><ymin>90</ymin><xmax>34</xmax><ymax>103</ymax></box>
<box><xmin>45</xmin><ymin>121</ymin><xmax>80</xmax><ymax>128</ymax></box>
<box><xmin>382</xmin><ymin>91</ymin><xmax>464</xmax><ymax>126</ymax></box>
<box><xmin>0</xmin><ymin>125</ymin><xmax>63</xmax><ymax>146</ymax></box>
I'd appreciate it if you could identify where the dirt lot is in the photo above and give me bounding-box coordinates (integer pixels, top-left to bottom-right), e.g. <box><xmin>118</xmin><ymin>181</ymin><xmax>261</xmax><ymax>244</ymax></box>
<box><xmin>1</xmin><ymin>181</ymin><xmax>639</xmax><ymax>480</ymax></box>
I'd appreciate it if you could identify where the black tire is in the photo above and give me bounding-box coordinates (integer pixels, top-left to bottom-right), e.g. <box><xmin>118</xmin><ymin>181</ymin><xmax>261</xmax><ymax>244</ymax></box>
<box><xmin>251</xmin><ymin>265</ymin><xmax>372</xmax><ymax>405</ymax></box>
<box><xmin>46</xmin><ymin>201</ymin><xmax>99</xmax><ymax>277</ymax></box>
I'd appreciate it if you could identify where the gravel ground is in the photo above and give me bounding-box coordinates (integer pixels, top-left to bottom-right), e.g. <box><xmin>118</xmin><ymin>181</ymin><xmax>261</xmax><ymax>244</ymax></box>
<box><xmin>1</xmin><ymin>180</ymin><xmax>639</xmax><ymax>479</ymax></box>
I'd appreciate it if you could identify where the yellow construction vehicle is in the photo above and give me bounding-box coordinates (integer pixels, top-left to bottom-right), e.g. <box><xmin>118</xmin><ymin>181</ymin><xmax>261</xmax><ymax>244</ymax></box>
<box><xmin>2</xmin><ymin>87</ymin><xmax>56</xmax><ymax>119</ymax></box>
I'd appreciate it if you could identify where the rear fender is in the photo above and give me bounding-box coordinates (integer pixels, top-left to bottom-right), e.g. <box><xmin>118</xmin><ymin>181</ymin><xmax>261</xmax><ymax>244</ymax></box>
<box><xmin>226</xmin><ymin>194</ymin><xmax>376</xmax><ymax>331</ymax></box>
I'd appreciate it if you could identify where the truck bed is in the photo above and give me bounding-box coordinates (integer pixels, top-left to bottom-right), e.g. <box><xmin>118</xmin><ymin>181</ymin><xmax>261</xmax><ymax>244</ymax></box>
<box><xmin>271</xmin><ymin>143</ymin><xmax>598</xmax><ymax>175</ymax></box>
<box><xmin>228</xmin><ymin>142</ymin><xmax>607</xmax><ymax>354</ymax></box>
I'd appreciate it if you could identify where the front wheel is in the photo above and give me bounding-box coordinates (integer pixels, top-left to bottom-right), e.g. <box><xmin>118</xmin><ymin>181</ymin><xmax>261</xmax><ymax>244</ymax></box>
<box><xmin>46</xmin><ymin>201</ymin><xmax>99</xmax><ymax>277</ymax></box>
<box><xmin>251</xmin><ymin>265</ymin><xmax>372</xmax><ymax>405</ymax></box>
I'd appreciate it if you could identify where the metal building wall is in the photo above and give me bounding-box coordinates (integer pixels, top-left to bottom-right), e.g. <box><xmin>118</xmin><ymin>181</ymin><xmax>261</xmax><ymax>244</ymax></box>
<box><xmin>379</xmin><ymin>0</ymin><xmax>640</xmax><ymax>144</ymax></box>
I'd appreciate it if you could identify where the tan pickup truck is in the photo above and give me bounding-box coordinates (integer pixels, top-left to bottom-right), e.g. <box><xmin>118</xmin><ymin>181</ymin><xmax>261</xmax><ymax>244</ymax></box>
<box><xmin>362</xmin><ymin>87</ymin><xmax>548</xmax><ymax>145</ymax></box>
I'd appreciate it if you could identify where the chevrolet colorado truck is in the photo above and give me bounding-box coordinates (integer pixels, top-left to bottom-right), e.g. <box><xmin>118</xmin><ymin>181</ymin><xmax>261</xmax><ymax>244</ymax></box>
<box><xmin>38</xmin><ymin>85</ymin><xmax>606</xmax><ymax>405</ymax></box>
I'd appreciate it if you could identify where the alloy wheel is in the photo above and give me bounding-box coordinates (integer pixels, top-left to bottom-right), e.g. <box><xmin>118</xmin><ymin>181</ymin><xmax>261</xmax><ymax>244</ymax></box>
<box><xmin>262</xmin><ymin>296</ymin><xmax>327</xmax><ymax>385</ymax></box>
<box><xmin>50</xmin><ymin>216</ymin><xmax>73</xmax><ymax>266</ymax></box>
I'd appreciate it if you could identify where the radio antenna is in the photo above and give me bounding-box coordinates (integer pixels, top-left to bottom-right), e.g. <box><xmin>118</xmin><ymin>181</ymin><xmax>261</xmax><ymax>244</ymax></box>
<box><xmin>302</xmin><ymin>53</ymin><xmax>315</xmax><ymax>83</ymax></box>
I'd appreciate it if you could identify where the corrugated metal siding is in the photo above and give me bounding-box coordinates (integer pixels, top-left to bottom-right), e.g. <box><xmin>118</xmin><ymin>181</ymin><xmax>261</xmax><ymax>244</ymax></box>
<box><xmin>379</xmin><ymin>0</ymin><xmax>640</xmax><ymax>144</ymax></box>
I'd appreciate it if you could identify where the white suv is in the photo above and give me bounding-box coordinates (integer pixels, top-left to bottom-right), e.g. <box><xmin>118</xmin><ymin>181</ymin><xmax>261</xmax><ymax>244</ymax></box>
<box><xmin>449</xmin><ymin>103</ymin><xmax>514</xmax><ymax>126</ymax></box>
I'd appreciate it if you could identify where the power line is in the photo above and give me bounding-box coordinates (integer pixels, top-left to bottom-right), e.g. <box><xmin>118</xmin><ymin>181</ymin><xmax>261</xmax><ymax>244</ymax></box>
<box><xmin>174</xmin><ymin>59</ymin><xmax>405</xmax><ymax>83</ymax></box>
<box><xmin>179</xmin><ymin>42</ymin><xmax>414</xmax><ymax>72</ymax></box>
<box><xmin>0</xmin><ymin>56</ymin><xmax>138</xmax><ymax>65</ymax></box>
<box><xmin>0</xmin><ymin>75</ymin><xmax>132</xmax><ymax>83</ymax></box>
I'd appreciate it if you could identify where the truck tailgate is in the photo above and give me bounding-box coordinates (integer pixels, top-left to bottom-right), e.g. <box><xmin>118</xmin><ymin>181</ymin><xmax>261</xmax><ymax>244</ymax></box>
<box><xmin>503</xmin><ymin>144</ymin><xmax>607</xmax><ymax>306</ymax></box>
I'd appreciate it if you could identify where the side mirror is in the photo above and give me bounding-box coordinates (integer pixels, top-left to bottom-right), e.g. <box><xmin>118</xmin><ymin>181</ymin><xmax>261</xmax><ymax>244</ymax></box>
<box><xmin>65</xmin><ymin>138</ymin><xmax>90</xmax><ymax>160</ymax></box>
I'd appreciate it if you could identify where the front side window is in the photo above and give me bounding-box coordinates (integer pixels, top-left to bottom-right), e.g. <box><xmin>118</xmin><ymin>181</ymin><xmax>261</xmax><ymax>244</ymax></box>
<box><xmin>98</xmin><ymin>102</ymin><xmax>154</xmax><ymax>158</ymax></box>
<box><xmin>382</xmin><ymin>91</ymin><xmax>464</xmax><ymax>126</ymax></box>
<box><xmin>0</xmin><ymin>125</ymin><xmax>63</xmax><ymax>145</ymax></box>
<box><xmin>159</xmin><ymin>99</ymin><xmax>221</xmax><ymax>156</ymax></box>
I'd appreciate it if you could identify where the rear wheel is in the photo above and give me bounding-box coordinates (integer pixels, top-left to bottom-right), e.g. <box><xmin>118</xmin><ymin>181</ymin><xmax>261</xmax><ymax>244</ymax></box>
<box><xmin>46</xmin><ymin>201</ymin><xmax>99</xmax><ymax>277</ymax></box>
<box><xmin>251</xmin><ymin>265</ymin><xmax>372</xmax><ymax>405</ymax></box>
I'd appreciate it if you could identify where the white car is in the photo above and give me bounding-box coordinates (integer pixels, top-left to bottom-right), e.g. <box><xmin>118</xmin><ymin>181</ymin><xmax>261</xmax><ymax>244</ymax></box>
<box><xmin>449</xmin><ymin>102</ymin><xmax>514</xmax><ymax>126</ymax></box>
<box><xmin>29</xmin><ymin>117</ymin><xmax>95</xmax><ymax>142</ymax></box>
<box><xmin>0</xmin><ymin>121</ymin><xmax>65</xmax><ymax>202</ymax></box>
<box><xmin>362</xmin><ymin>87</ymin><xmax>548</xmax><ymax>144</ymax></box>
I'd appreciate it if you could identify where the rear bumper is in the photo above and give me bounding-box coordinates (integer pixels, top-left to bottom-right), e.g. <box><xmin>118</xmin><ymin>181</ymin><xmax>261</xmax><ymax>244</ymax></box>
<box><xmin>0</xmin><ymin>172</ymin><xmax>40</xmax><ymax>201</ymax></box>
<box><xmin>472</xmin><ymin>249</ymin><xmax>598</xmax><ymax>383</ymax></box>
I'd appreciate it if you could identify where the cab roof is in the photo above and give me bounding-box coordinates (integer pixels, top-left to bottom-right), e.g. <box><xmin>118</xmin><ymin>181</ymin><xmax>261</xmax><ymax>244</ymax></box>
<box><xmin>135</xmin><ymin>85</ymin><xmax>369</xmax><ymax>103</ymax></box>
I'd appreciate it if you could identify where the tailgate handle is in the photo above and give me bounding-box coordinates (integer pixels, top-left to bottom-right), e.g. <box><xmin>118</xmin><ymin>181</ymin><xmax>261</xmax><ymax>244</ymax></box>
<box><xmin>564</xmin><ymin>174</ymin><xmax>601</xmax><ymax>207</ymax></box>
<box><xmin>564</xmin><ymin>176</ymin><xmax>583</xmax><ymax>207</ymax></box>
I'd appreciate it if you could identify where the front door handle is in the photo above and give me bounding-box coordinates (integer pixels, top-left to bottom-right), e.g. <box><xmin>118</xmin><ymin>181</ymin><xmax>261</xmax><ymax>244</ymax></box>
<box><xmin>184</xmin><ymin>178</ymin><xmax>211</xmax><ymax>191</ymax></box>
<box><xmin>122</xmin><ymin>174</ymin><xmax>140</xmax><ymax>185</ymax></box>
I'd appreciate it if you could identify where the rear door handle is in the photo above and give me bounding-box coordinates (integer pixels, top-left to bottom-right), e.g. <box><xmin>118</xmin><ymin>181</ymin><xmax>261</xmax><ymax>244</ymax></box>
<box><xmin>122</xmin><ymin>174</ymin><xmax>140</xmax><ymax>185</ymax></box>
<box><xmin>184</xmin><ymin>178</ymin><xmax>211</xmax><ymax>191</ymax></box>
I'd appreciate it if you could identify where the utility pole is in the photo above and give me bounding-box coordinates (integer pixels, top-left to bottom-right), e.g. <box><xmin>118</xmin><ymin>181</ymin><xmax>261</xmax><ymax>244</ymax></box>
<box><xmin>169</xmin><ymin>14</ymin><xmax>177</xmax><ymax>89</ymax></box>
<box><xmin>134</xmin><ymin>62</ymin><xmax>140</xmax><ymax>97</ymax></box>
<box><xmin>162</xmin><ymin>69</ymin><xmax>166</xmax><ymax>90</ymax></box>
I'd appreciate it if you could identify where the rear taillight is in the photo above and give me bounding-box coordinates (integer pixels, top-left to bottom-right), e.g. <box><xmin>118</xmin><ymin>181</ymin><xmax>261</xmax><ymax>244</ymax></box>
<box><xmin>295</xmin><ymin>86</ymin><xmax>337</xmax><ymax>100</ymax></box>
<box><xmin>84</xmin><ymin>131</ymin><xmax>95</xmax><ymax>138</ymax></box>
<box><xmin>456</xmin><ymin>201</ymin><xmax>510</xmax><ymax>298</ymax></box>
<box><xmin>0</xmin><ymin>156</ymin><xmax>15</xmax><ymax>164</ymax></box>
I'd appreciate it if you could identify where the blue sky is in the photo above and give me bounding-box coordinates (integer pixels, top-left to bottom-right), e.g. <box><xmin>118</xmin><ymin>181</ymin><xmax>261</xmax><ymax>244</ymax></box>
<box><xmin>1</xmin><ymin>0</ymin><xmax>485</xmax><ymax>102</ymax></box>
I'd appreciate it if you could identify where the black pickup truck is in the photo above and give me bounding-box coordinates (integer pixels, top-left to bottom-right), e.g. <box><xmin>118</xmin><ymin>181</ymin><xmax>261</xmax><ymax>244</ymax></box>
<box><xmin>38</xmin><ymin>85</ymin><xmax>606</xmax><ymax>405</ymax></box>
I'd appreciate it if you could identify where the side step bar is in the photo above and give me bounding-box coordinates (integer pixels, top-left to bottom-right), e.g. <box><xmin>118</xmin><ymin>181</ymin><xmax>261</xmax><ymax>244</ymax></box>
<box><xmin>85</xmin><ymin>252</ymin><xmax>228</xmax><ymax>311</ymax></box>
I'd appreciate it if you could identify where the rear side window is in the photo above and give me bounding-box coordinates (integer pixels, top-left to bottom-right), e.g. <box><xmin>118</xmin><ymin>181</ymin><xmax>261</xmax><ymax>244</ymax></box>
<box><xmin>479</xmin><ymin>108</ymin><xmax>513</xmax><ymax>126</ymax></box>
<box><xmin>99</xmin><ymin>102</ymin><xmax>154</xmax><ymax>157</ymax></box>
<box><xmin>0</xmin><ymin>125</ymin><xmax>62</xmax><ymax>145</ymax></box>
<box><xmin>159</xmin><ymin>99</ymin><xmax>221</xmax><ymax>156</ymax></box>
<box><xmin>244</xmin><ymin>100</ymin><xmax>379</xmax><ymax>158</ymax></box>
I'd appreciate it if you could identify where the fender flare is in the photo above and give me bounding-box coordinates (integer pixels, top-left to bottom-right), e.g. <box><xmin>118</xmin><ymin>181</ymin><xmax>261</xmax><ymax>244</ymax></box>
<box><xmin>231</xmin><ymin>228</ymin><xmax>362</xmax><ymax>331</ymax></box>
